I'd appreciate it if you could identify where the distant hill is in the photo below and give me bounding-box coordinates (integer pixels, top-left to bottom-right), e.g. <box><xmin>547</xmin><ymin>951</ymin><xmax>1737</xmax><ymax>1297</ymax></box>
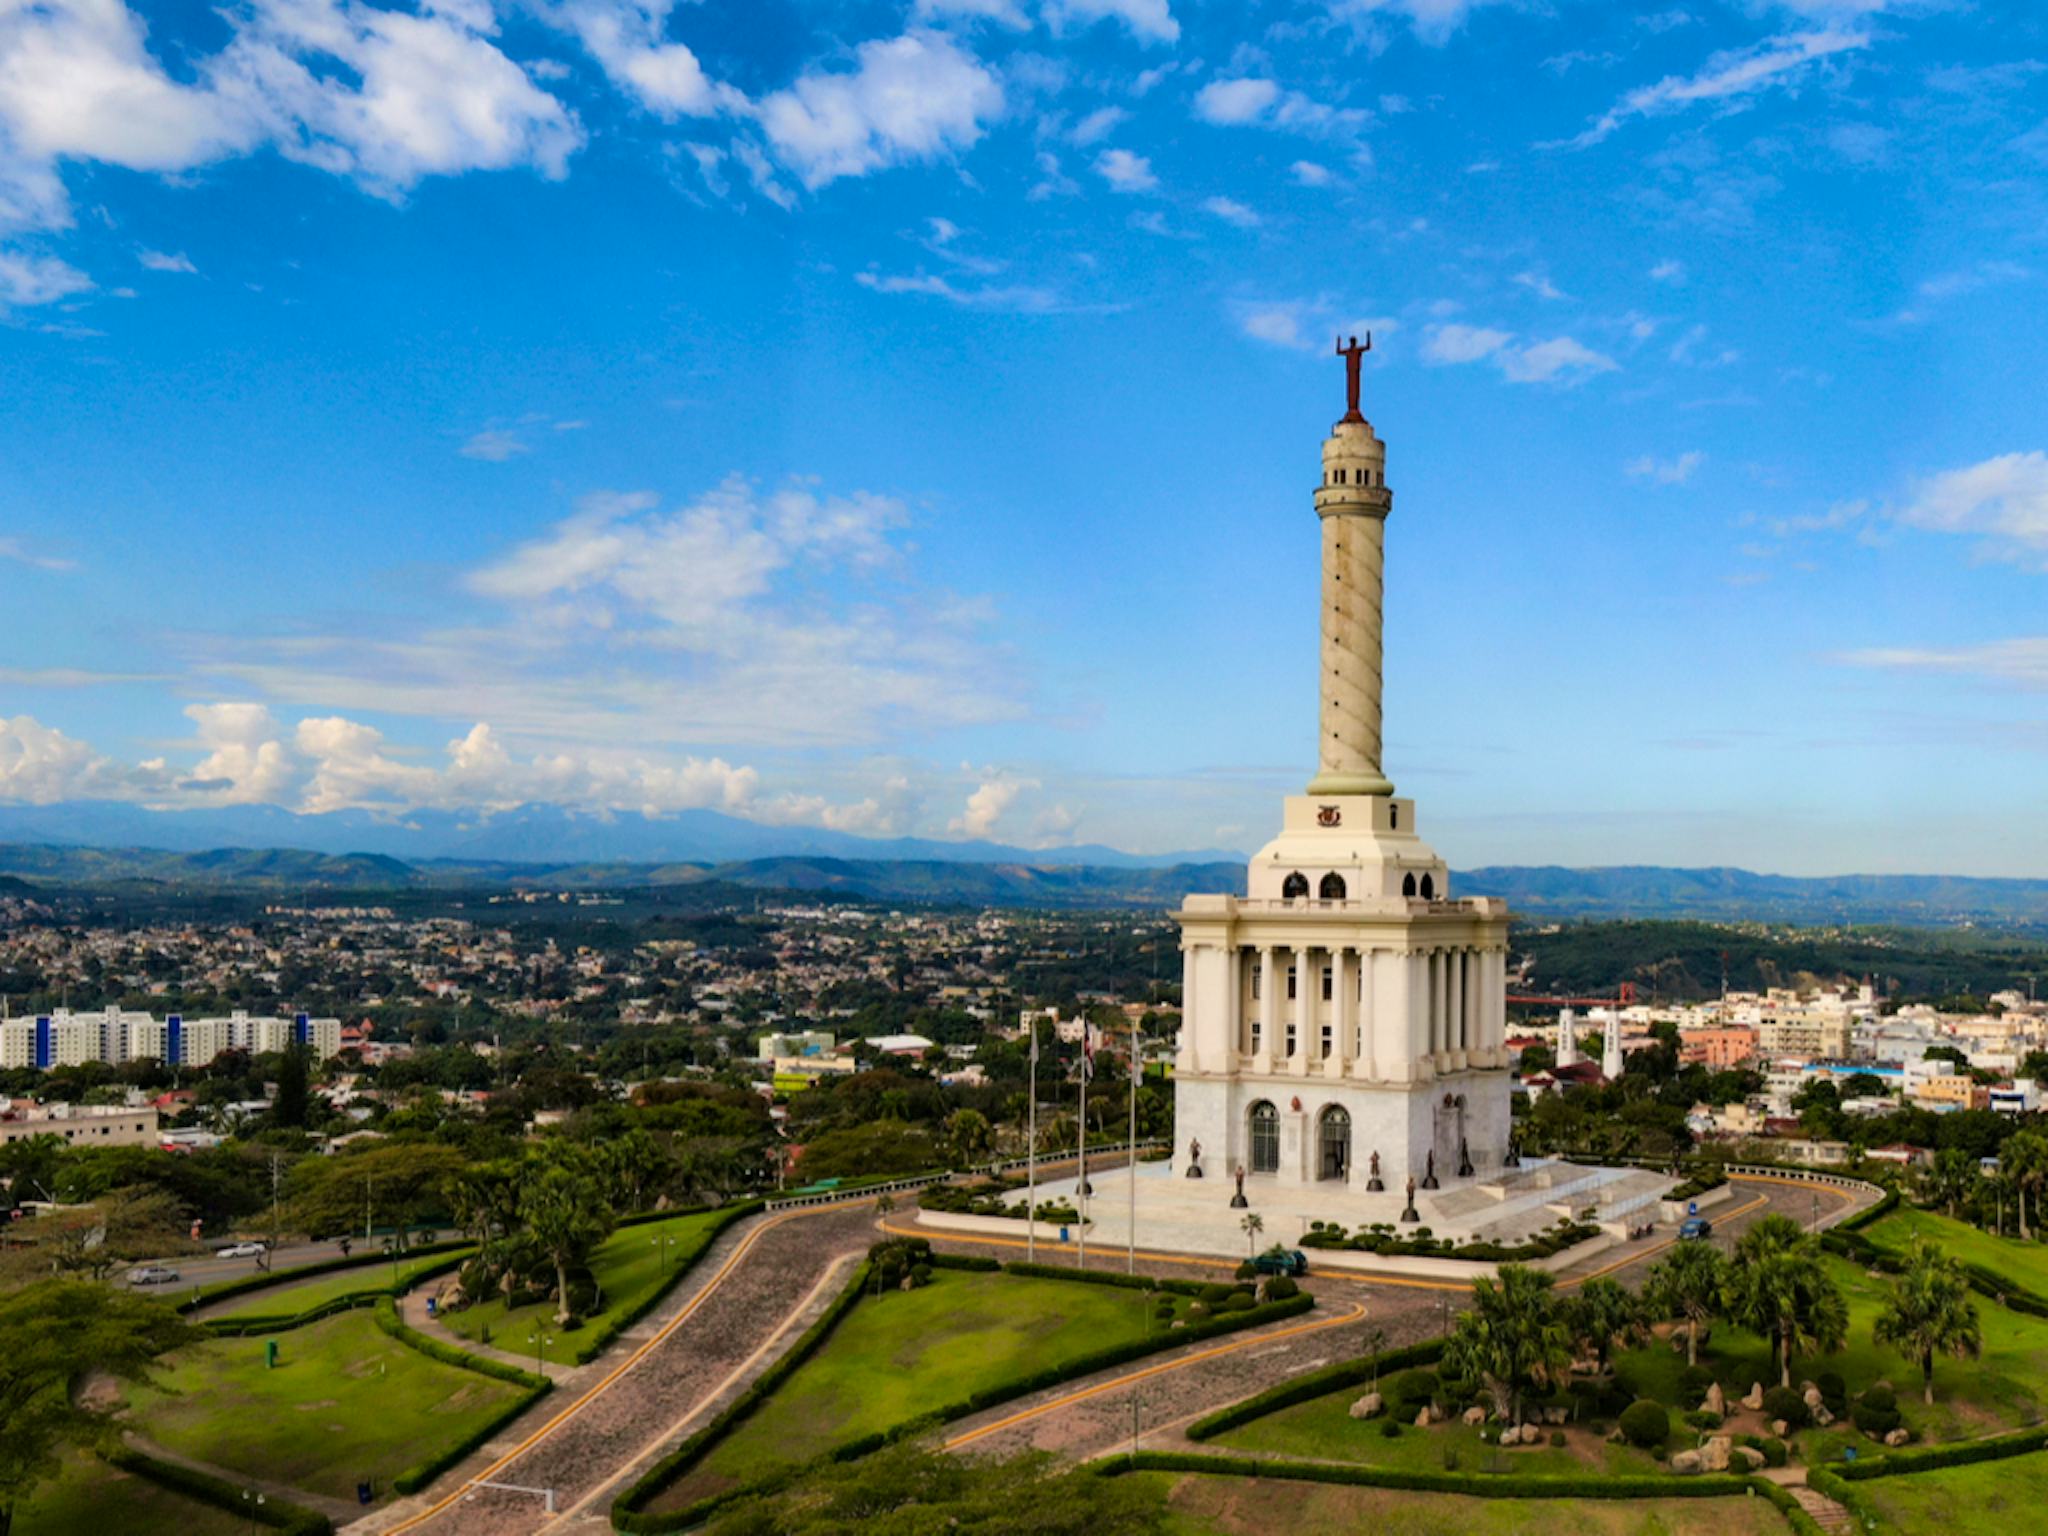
<box><xmin>1459</xmin><ymin>865</ymin><xmax>2048</xmax><ymax>927</ymax></box>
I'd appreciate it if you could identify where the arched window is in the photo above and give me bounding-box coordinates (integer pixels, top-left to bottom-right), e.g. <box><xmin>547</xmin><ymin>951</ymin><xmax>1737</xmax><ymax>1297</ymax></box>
<box><xmin>1335</xmin><ymin>467</ymin><xmax>1347</xmax><ymax>484</ymax></box>
<box><xmin>1282</xmin><ymin>872</ymin><xmax>1310</xmax><ymax>899</ymax></box>
<box><xmin>1319</xmin><ymin>872</ymin><xmax>1347</xmax><ymax>899</ymax></box>
<box><xmin>1317</xmin><ymin>1105</ymin><xmax>1351</xmax><ymax>1181</ymax></box>
<box><xmin>1248</xmin><ymin>1101</ymin><xmax>1280</xmax><ymax>1174</ymax></box>
<box><xmin>1402</xmin><ymin>872</ymin><xmax>1418</xmax><ymax>898</ymax></box>
<box><xmin>1390</xmin><ymin>805</ymin><xmax>1400</xmax><ymax>830</ymax></box>
<box><xmin>1420</xmin><ymin>873</ymin><xmax>1437</xmax><ymax>900</ymax></box>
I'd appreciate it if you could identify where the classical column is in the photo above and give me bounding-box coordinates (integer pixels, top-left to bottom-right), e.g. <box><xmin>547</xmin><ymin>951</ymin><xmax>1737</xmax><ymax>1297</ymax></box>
<box><xmin>1306</xmin><ymin>372</ymin><xmax>1395</xmax><ymax>798</ymax></box>
<box><xmin>1291</xmin><ymin>945</ymin><xmax>1313</xmax><ymax>1076</ymax></box>
<box><xmin>1327</xmin><ymin>946</ymin><xmax>1352</xmax><ymax>1080</ymax></box>
<box><xmin>1255</xmin><ymin>946</ymin><xmax>1277</xmax><ymax>1073</ymax></box>
<box><xmin>1427</xmin><ymin>950</ymin><xmax>1444</xmax><ymax>1065</ymax></box>
<box><xmin>1447</xmin><ymin>949</ymin><xmax>1466</xmax><ymax>1071</ymax></box>
<box><xmin>1407</xmin><ymin>950</ymin><xmax>1432</xmax><ymax>1081</ymax></box>
<box><xmin>1354</xmin><ymin>947</ymin><xmax>1378</xmax><ymax>1080</ymax></box>
<box><xmin>1225</xmin><ymin>945</ymin><xmax>1245</xmax><ymax>1064</ymax></box>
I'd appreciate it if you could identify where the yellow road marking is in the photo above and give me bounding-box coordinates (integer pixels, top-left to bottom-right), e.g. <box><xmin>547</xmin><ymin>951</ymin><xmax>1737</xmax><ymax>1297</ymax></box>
<box><xmin>377</xmin><ymin>1197</ymin><xmax>863</xmax><ymax>1535</ymax></box>
<box><xmin>942</xmin><ymin>1302</ymin><xmax>1369</xmax><ymax>1451</ymax></box>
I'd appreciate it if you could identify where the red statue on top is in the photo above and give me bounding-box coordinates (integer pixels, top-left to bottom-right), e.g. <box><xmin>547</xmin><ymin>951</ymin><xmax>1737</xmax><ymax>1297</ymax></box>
<box><xmin>1336</xmin><ymin>333</ymin><xmax>1372</xmax><ymax>421</ymax></box>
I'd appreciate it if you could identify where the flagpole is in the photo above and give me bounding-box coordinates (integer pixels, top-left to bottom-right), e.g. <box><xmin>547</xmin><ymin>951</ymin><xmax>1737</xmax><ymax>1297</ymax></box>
<box><xmin>1025</xmin><ymin>1013</ymin><xmax>1038</xmax><ymax>1265</ymax></box>
<box><xmin>1127</xmin><ymin>1025</ymin><xmax>1139</xmax><ymax>1275</ymax></box>
<box><xmin>1078</xmin><ymin>1020</ymin><xmax>1090</xmax><ymax>1270</ymax></box>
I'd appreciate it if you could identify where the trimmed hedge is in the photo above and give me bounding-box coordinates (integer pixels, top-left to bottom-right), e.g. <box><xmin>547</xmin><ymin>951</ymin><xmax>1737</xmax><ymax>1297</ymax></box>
<box><xmin>1187</xmin><ymin>1340</ymin><xmax>1447</xmax><ymax>1441</ymax></box>
<box><xmin>178</xmin><ymin>1239</ymin><xmax>473</xmax><ymax>1316</ymax></box>
<box><xmin>1101</xmin><ymin>1449</ymin><xmax>1757</xmax><ymax>1502</ymax></box>
<box><xmin>1751</xmin><ymin>1474</ymin><xmax>1830</xmax><ymax>1536</ymax></box>
<box><xmin>203</xmin><ymin>1252</ymin><xmax>472</xmax><ymax>1337</ymax></box>
<box><xmin>999</xmin><ymin>1260</ymin><xmax>1207</xmax><ymax>1298</ymax></box>
<box><xmin>103</xmin><ymin>1445</ymin><xmax>334</xmax><ymax>1536</ymax></box>
<box><xmin>614</xmin><ymin>1264</ymin><xmax>1317</xmax><ymax>1532</ymax></box>
<box><xmin>931</xmin><ymin>1252</ymin><xmax>1002</xmax><ymax>1273</ymax></box>
<box><xmin>1665</xmin><ymin>1169</ymin><xmax>1729</xmax><ymax>1204</ymax></box>
<box><xmin>368</xmin><ymin>1297</ymin><xmax>553</xmax><ymax>1495</ymax></box>
<box><xmin>1831</xmin><ymin>1422</ymin><xmax>2048</xmax><ymax>1481</ymax></box>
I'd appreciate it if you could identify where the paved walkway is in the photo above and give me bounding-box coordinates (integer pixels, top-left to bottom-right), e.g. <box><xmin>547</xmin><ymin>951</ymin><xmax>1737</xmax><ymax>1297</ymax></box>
<box><xmin>345</xmin><ymin>1200</ymin><xmax>882</xmax><ymax>1536</ymax></box>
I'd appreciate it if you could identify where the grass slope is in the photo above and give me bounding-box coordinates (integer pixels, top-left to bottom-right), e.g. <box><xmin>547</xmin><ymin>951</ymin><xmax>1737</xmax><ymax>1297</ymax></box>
<box><xmin>1135</xmin><ymin>1471</ymin><xmax>1783</xmax><ymax>1536</ymax></box>
<box><xmin>15</xmin><ymin>1452</ymin><xmax>244</xmax><ymax>1536</ymax></box>
<box><xmin>1865</xmin><ymin>1207</ymin><xmax>2048</xmax><ymax>1297</ymax></box>
<box><xmin>1855</xmin><ymin>1445</ymin><xmax>2048</xmax><ymax>1535</ymax></box>
<box><xmin>1217</xmin><ymin>1402</ymin><xmax>1661</xmax><ymax>1478</ymax></box>
<box><xmin>132</xmin><ymin>1309</ymin><xmax>522</xmax><ymax>1501</ymax></box>
<box><xmin>216</xmin><ymin>1250</ymin><xmax>465</xmax><ymax>1320</ymax></box>
<box><xmin>438</xmin><ymin>1207</ymin><xmax>725</xmax><ymax>1358</ymax></box>
<box><xmin>651</xmin><ymin>1268</ymin><xmax>1183</xmax><ymax>1512</ymax></box>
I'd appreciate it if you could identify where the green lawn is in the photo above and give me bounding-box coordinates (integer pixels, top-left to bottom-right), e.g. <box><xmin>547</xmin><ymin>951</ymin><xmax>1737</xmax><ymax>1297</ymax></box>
<box><xmin>129</xmin><ymin>1309</ymin><xmax>524</xmax><ymax>1501</ymax></box>
<box><xmin>14</xmin><ymin>1452</ymin><xmax>246</xmax><ymax>1536</ymax></box>
<box><xmin>1216</xmin><ymin>1397</ymin><xmax>1662</xmax><ymax>1478</ymax></box>
<box><xmin>1867</xmin><ymin>1207</ymin><xmax>2048</xmax><ymax>1297</ymax></box>
<box><xmin>439</xmin><ymin>1208</ymin><xmax>726</xmax><ymax>1360</ymax></box>
<box><xmin>652</xmin><ymin>1268</ymin><xmax>1187</xmax><ymax>1512</ymax></box>
<box><xmin>215</xmin><ymin>1250</ymin><xmax>469</xmax><ymax>1320</ymax></box>
<box><xmin>1132</xmin><ymin>1471</ymin><xmax>1788</xmax><ymax>1536</ymax></box>
<box><xmin>1613</xmin><ymin>1256</ymin><xmax>2048</xmax><ymax>1454</ymax></box>
<box><xmin>1854</xmin><ymin>1446</ymin><xmax>2048</xmax><ymax>1535</ymax></box>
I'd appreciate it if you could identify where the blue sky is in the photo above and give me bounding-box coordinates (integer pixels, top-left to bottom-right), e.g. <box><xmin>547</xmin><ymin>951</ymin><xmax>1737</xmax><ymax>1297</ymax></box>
<box><xmin>1</xmin><ymin>0</ymin><xmax>2046</xmax><ymax>876</ymax></box>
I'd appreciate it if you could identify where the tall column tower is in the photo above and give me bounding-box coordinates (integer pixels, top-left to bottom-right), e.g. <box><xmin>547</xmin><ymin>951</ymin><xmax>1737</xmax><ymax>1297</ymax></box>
<box><xmin>1308</xmin><ymin>336</ymin><xmax>1394</xmax><ymax>798</ymax></box>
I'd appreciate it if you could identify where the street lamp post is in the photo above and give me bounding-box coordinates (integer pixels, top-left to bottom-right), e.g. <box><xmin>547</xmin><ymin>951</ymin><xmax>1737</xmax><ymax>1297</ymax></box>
<box><xmin>529</xmin><ymin>1328</ymin><xmax>554</xmax><ymax>1375</ymax></box>
<box><xmin>652</xmin><ymin>1228</ymin><xmax>674</xmax><ymax>1270</ymax></box>
<box><xmin>241</xmin><ymin>1489</ymin><xmax>266</xmax><ymax>1536</ymax></box>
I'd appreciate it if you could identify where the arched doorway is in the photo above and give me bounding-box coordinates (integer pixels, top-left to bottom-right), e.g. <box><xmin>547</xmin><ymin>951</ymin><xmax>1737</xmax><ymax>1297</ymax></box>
<box><xmin>1248</xmin><ymin>1100</ymin><xmax>1279</xmax><ymax>1174</ymax></box>
<box><xmin>1282</xmin><ymin>871</ymin><xmax>1310</xmax><ymax>899</ymax></box>
<box><xmin>1317</xmin><ymin>1105</ymin><xmax>1351</xmax><ymax>1181</ymax></box>
<box><xmin>1319</xmin><ymin>872</ymin><xmax>1347</xmax><ymax>899</ymax></box>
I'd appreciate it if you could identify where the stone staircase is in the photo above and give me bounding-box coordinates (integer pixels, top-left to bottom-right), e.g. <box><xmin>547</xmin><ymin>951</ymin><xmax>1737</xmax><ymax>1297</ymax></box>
<box><xmin>1786</xmin><ymin>1483</ymin><xmax>1855</xmax><ymax>1532</ymax></box>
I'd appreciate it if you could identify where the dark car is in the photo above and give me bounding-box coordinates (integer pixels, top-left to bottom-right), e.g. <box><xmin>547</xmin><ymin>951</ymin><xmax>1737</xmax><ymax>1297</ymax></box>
<box><xmin>1678</xmin><ymin>1217</ymin><xmax>1714</xmax><ymax>1241</ymax></box>
<box><xmin>1250</xmin><ymin>1247</ymin><xmax>1310</xmax><ymax>1276</ymax></box>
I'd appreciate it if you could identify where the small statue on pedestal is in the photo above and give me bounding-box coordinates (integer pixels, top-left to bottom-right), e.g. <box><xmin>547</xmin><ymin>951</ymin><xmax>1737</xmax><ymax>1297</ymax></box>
<box><xmin>1503</xmin><ymin>1130</ymin><xmax>1521</xmax><ymax>1170</ymax></box>
<box><xmin>1185</xmin><ymin>1137</ymin><xmax>1204</xmax><ymax>1178</ymax></box>
<box><xmin>1457</xmin><ymin>1135</ymin><xmax>1474</xmax><ymax>1179</ymax></box>
<box><xmin>1229</xmin><ymin>1162</ymin><xmax>1249</xmax><ymax>1209</ymax></box>
<box><xmin>1365</xmin><ymin>1149</ymin><xmax>1384</xmax><ymax>1193</ymax></box>
<box><xmin>1399</xmin><ymin>1175</ymin><xmax>1420</xmax><ymax>1223</ymax></box>
<box><xmin>1421</xmin><ymin>1148</ymin><xmax>1440</xmax><ymax>1191</ymax></box>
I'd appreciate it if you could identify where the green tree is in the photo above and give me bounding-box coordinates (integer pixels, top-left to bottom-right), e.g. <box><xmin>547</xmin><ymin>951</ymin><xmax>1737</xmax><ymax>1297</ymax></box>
<box><xmin>272</xmin><ymin>1045</ymin><xmax>310</xmax><ymax>1129</ymax></box>
<box><xmin>518</xmin><ymin>1147</ymin><xmax>616</xmax><ymax>1324</ymax></box>
<box><xmin>1729</xmin><ymin>1215</ymin><xmax>1848</xmax><ymax>1390</ymax></box>
<box><xmin>1922</xmin><ymin>1147</ymin><xmax>1980</xmax><ymax>1222</ymax></box>
<box><xmin>1873</xmin><ymin>1238</ymin><xmax>1982</xmax><ymax>1407</ymax></box>
<box><xmin>288</xmin><ymin>1141</ymin><xmax>466</xmax><ymax>1246</ymax></box>
<box><xmin>1440</xmin><ymin>1264</ymin><xmax>1573</xmax><ymax>1423</ymax></box>
<box><xmin>1644</xmin><ymin>1241</ymin><xmax>1727</xmax><ymax>1368</ymax></box>
<box><xmin>944</xmin><ymin>1108</ymin><xmax>994</xmax><ymax>1168</ymax></box>
<box><xmin>1239</xmin><ymin>1212</ymin><xmax>1264</xmax><ymax>1255</ymax></box>
<box><xmin>0</xmin><ymin>1280</ymin><xmax>195</xmax><ymax>1536</ymax></box>
<box><xmin>1565</xmin><ymin>1275</ymin><xmax>1646</xmax><ymax>1372</ymax></box>
<box><xmin>2002</xmin><ymin>1129</ymin><xmax>2048</xmax><ymax>1242</ymax></box>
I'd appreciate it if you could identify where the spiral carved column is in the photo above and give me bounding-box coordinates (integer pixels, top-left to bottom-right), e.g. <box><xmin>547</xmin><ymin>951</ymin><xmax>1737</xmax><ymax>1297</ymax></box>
<box><xmin>1306</xmin><ymin>415</ymin><xmax>1394</xmax><ymax>797</ymax></box>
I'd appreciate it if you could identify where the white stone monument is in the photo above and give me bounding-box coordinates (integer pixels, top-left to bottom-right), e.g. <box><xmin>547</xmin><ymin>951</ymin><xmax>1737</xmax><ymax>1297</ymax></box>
<box><xmin>1172</xmin><ymin>337</ymin><xmax>1513</xmax><ymax>1201</ymax></box>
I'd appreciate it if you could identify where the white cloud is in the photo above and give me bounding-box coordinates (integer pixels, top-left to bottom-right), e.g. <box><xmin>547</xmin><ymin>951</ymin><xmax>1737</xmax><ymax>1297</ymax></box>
<box><xmin>1044</xmin><ymin>0</ymin><xmax>1179</xmax><ymax>45</ymax></box>
<box><xmin>1650</xmin><ymin>258</ymin><xmax>1686</xmax><ymax>283</ymax></box>
<box><xmin>855</xmin><ymin>268</ymin><xmax>1057</xmax><ymax>312</ymax></box>
<box><xmin>949</xmin><ymin>775</ymin><xmax>1036</xmax><ymax>838</ymax></box>
<box><xmin>461</xmin><ymin>428</ymin><xmax>530</xmax><ymax>462</ymax></box>
<box><xmin>0</xmin><ymin>715</ymin><xmax>126</xmax><ymax>804</ymax></box>
<box><xmin>0</xmin><ymin>536</ymin><xmax>75</xmax><ymax>571</ymax></box>
<box><xmin>1202</xmin><ymin>195</ymin><xmax>1260</xmax><ymax>228</ymax></box>
<box><xmin>1551</xmin><ymin>29</ymin><xmax>1870</xmax><ymax>149</ymax></box>
<box><xmin>1069</xmin><ymin>105</ymin><xmax>1127</xmax><ymax>145</ymax></box>
<box><xmin>1513</xmin><ymin>270</ymin><xmax>1567</xmax><ymax>301</ymax></box>
<box><xmin>913</xmin><ymin>0</ymin><xmax>1031</xmax><ymax>24</ymax></box>
<box><xmin>1421</xmin><ymin>323</ymin><xmax>1512</xmax><ymax>364</ymax></box>
<box><xmin>1290</xmin><ymin>159</ymin><xmax>1332</xmax><ymax>186</ymax></box>
<box><xmin>1240</xmin><ymin>304</ymin><xmax>1312</xmax><ymax>349</ymax></box>
<box><xmin>0</xmin><ymin>248</ymin><xmax>89</xmax><ymax>307</ymax></box>
<box><xmin>758</xmin><ymin>30</ymin><xmax>1003</xmax><ymax>190</ymax></box>
<box><xmin>182</xmin><ymin>702</ymin><xmax>295</xmax><ymax>805</ymax></box>
<box><xmin>1320</xmin><ymin>0</ymin><xmax>1513</xmax><ymax>46</ymax></box>
<box><xmin>1625</xmin><ymin>450</ymin><xmax>1706</xmax><ymax>484</ymax></box>
<box><xmin>1897</xmin><ymin>451</ymin><xmax>2048</xmax><ymax>564</ymax></box>
<box><xmin>1500</xmin><ymin>336</ymin><xmax>1619</xmax><ymax>384</ymax></box>
<box><xmin>1193</xmin><ymin>77</ymin><xmax>1366</xmax><ymax>139</ymax></box>
<box><xmin>546</xmin><ymin>0</ymin><xmax>739</xmax><ymax>119</ymax></box>
<box><xmin>137</xmin><ymin>248</ymin><xmax>197</xmax><ymax>274</ymax></box>
<box><xmin>1094</xmin><ymin>146</ymin><xmax>1157</xmax><ymax>192</ymax></box>
<box><xmin>1839</xmin><ymin>638</ymin><xmax>2048</xmax><ymax>692</ymax></box>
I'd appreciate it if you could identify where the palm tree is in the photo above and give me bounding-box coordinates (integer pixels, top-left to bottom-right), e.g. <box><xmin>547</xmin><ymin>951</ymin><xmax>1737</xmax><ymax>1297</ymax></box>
<box><xmin>518</xmin><ymin>1151</ymin><xmax>617</xmax><ymax>1325</ymax></box>
<box><xmin>1645</xmin><ymin>1242</ymin><xmax>1726</xmax><ymax>1368</ymax></box>
<box><xmin>1922</xmin><ymin>1147</ymin><xmax>1980</xmax><ymax>1223</ymax></box>
<box><xmin>2005</xmin><ymin>1130</ymin><xmax>2048</xmax><ymax>1242</ymax></box>
<box><xmin>1240</xmin><ymin>1212</ymin><xmax>1264</xmax><ymax>1255</ymax></box>
<box><xmin>1873</xmin><ymin>1238</ymin><xmax>1982</xmax><ymax>1406</ymax></box>
<box><xmin>1441</xmin><ymin>1264</ymin><xmax>1573</xmax><ymax>1423</ymax></box>
<box><xmin>1566</xmin><ymin>1276</ymin><xmax>1647</xmax><ymax>1373</ymax></box>
<box><xmin>1730</xmin><ymin>1215</ymin><xmax>1848</xmax><ymax>1389</ymax></box>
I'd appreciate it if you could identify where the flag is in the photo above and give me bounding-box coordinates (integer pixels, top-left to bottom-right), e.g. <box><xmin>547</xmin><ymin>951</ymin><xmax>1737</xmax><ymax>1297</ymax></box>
<box><xmin>1081</xmin><ymin>1021</ymin><xmax>1097</xmax><ymax>1080</ymax></box>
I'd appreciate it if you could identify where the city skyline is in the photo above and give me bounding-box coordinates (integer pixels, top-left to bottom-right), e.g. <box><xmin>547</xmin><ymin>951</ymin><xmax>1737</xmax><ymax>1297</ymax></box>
<box><xmin>2</xmin><ymin>0</ymin><xmax>2045</xmax><ymax>876</ymax></box>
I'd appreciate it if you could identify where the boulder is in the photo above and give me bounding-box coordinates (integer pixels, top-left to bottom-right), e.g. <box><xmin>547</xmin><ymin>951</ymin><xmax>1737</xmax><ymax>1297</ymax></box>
<box><xmin>1771</xmin><ymin>1419</ymin><xmax>1790</xmax><ymax>1438</ymax></box>
<box><xmin>1700</xmin><ymin>1436</ymin><xmax>1732</xmax><ymax>1473</ymax></box>
<box><xmin>1703</xmin><ymin>1382</ymin><xmax>1726</xmax><ymax>1417</ymax></box>
<box><xmin>1802</xmin><ymin>1385</ymin><xmax>1823</xmax><ymax>1409</ymax></box>
<box><xmin>1498</xmin><ymin>1424</ymin><xmax>1520</xmax><ymax>1446</ymax></box>
<box><xmin>1416</xmin><ymin>1407</ymin><xmax>1432</xmax><ymax>1428</ymax></box>
<box><xmin>1885</xmin><ymin>1428</ymin><xmax>1911</xmax><ymax>1448</ymax></box>
<box><xmin>1348</xmin><ymin>1392</ymin><xmax>1384</xmax><ymax>1420</ymax></box>
<box><xmin>1464</xmin><ymin>1406</ymin><xmax>1487</xmax><ymax>1426</ymax></box>
<box><xmin>1670</xmin><ymin>1450</ymin><xmax>1704</xmax><ymax>1475</ymax></box>
<box><xmin>1743</xmin><ymin>1382</ymin><xmax>1766</xmax><ymax>1412</ymax></box>
<box><xmin>1813</xmin><ymin>1405</ymin><xmax>1835</xmax><ymax>1428</ymax></box>
<box><xmin>1735</xmin><ymin>1446</ymin><xmax>1767</xmax><ymax>1471</ymax></box>
<box><xmin>1544</xmin><ymin>1406</ymin><xmax>1569</xmax><ymax>1425</ymax></box>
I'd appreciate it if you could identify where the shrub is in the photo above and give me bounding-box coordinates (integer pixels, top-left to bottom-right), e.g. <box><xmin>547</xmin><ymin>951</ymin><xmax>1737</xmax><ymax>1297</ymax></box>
<box><xmin>1235</xmin><ymin>1261</ymin><xmax>1258</xmax><ymax>1281</ymax></box>
<box><xmin>1198</xmin><ymin>1283</ymin><xmax>1235</xmax><ymax>1305</ymax></box>
<box><xmin>1684</xmin><ymin>1409</ymin><xmax>1723</xmax><ymax>1431</ymax></box>
<box><xmin>1762</xmin><ymin>1386</ymin><xmax>1809</xmax><ymax>1429</ymax></box>
<box><xmin>1218</xmin><ymin>1293</ymin><xmax>1256</xmax><ymax>1313</ymax></box>
<box><xmin>1818</xmin><ymin>1371</ymin><xmax>1847</xmax><ymax>1413</ymax></box>
<box><xmin>1680</xmin><ymin>1364</ymin><xmax>1716</xmax><ymax>1399</ymax></box>
<box><xmin>1619</xmin><ymin>1399</ymin><xmax>1670</xmax><ymax>1450</ymax></box>
<box><xmin>1549</xmin><ymin>1430</ymin><xmax>1567</xmax><ymax>1448</ymax></box>
<box><xmin>1265</xmin><ymin>1276</ymin><xmax>1299</xmax><ymax>1301</ymax></box>
<box><xmin>1851</xmin><ymin>1384</ymin><xmax>1901</xmax><ymax>1439</ymax></box>
<box><xmin>1860</xmin><ymin>1383</ymin><xmax>1896</xmax><ymax>1413</ymax></box>
<box><xmin>1760</xmin><ymin>1437</ymin><xmax>1788</xmax><ymax>1468</ymax></box>
<box><xmin>1380</xmin><ymin>1419</ymin><xmax>1401</xmax><ymax>1439</ymax></box>
<box><xmin>1389</xmin><ymin>1369</ymin><xmax>1439</xmax><ymax>1412</ymax></box>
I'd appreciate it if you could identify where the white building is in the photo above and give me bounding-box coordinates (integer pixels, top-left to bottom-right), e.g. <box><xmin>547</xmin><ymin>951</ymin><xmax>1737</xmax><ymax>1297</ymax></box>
<box><xmin>0</xmin><ymin>1009</ymin><xmax>341</xmax><ymax>1071</ymax></box>
<box><xmin>1173</xmin><ymin>349</ymin><xmax>1513</xmax><ymax>1197</ymax></box>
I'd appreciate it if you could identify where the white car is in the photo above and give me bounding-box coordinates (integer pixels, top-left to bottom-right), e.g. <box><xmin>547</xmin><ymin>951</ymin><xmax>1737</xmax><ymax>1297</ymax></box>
<box><xmin>215</xmin><ymin>1241</ymin><xmax>267</xmax><ymax>1259</ymax></box>
<box><xmin>127</xmin><ymin>1264</ymin><xmax>180</xmax><ymax>1285</ymax></box>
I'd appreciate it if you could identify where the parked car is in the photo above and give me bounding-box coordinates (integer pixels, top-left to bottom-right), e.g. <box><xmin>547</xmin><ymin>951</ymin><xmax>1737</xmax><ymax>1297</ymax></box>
<box><xmin>127</xmin><ymin>1265</ymin><xmax>181</xmax><ymax>1285</ymax></box>
<box><xmin>1250</xmin><ymin>1247</ymin><xmax>1310</xmax><ymax>1276</ymax></box>
<box><xmin>215</xmin><ymin>1241</ymin><xmax>267</xmax><ymax>1259</ymax></box>
<box><xmin>1678</xmin><ymin>1217</ymin><xmax>1714</xmax><ymax>1241</ymax></box>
